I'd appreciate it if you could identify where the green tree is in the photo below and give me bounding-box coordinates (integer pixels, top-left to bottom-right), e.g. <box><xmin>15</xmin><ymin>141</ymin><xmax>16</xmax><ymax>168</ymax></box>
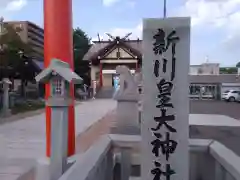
<box><xmin>0</xmin><ymin>23</ymin><xmax>33</xmax><ymax>97</ymax></box>
<box><xmin>73</xmin><ymin>28</ymin><xmax>91</xmax><ymax>85</ymax></box>
<box><xmin>0</xmin><ymin>23</ymin><xmax>32</xmax><ymax>79</ymax></box>
<box><xmin>236</xmin><ymin>62</ymin><xmax>240</xmax><ymax>67</ymax></box>
<box><xmin>220</xmin><ymin>67</ymin><xmax>238</xmax><ymax>74</ymax></box>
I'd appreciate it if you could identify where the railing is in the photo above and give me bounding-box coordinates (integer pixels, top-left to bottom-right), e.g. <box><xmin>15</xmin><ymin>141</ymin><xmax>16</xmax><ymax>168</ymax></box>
<box><xmin>59</xmin><ymin>134</ymin><xmax>240</xmax><ymax>180</ymax></box>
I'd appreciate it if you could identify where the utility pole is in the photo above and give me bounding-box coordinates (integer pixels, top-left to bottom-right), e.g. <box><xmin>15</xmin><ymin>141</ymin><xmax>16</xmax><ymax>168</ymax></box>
<box><xmin>163</xmin><ymin>0</ymin><xmax>167</xmax><ymax>18</ymax></box>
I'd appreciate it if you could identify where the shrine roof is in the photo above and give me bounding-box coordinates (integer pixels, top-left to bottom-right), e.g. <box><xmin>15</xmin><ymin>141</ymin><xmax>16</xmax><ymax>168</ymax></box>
<box><xmin>83</xmin><ymin>39</ymin><xmax>142</xmax><ymax>61</ymax></box>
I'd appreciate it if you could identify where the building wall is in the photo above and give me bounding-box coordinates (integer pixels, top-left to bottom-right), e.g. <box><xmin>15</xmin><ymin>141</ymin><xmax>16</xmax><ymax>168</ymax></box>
<box><xmin>189</xmin><ymin>66</ymin><xmax>200</xmax><ymax>75</ymax></box>
<box><xmin>91</xmin><ymin>66</ymin><xmax>100</xmax><ymax>81</ymax></box>
<box><xmin>201</xmin><ymin>63</ymin><xmax>219</xmax><ymax>75</ymax></box>
<box><xmin>102</xmin><ymin>74</ymin><xmax>112</xmax><ymax>87</ymax></box>
<box><xmin>26</xmin><ymin>21</ymin><xmax>44</xmax><ymax>58</ymax></box>
<box><xmin>189</xmin><ymin>63</ymin><xmax>220</xmax><ymax>75</ymax></box>
<box><xmin>6</xmin><ymin>21</ymin><xmax>44</xmax><ymax>59</ymax></box>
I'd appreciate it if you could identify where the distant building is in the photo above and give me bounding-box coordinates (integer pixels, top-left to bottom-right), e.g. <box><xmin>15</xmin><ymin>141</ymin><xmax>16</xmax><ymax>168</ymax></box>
<box><xmin>189</xmin><ymin>63</ymin><xmax>240</xmax><ymax>99</ymax></box>
<box><xmin>6</xmin><ymin>21</ymin><xmax>44</xmax><ymax>59</ymax></box>
<box><xmin>190</xmin><ymin>63</ymin><xmax>220</xmax><ymax>75</ymax></box>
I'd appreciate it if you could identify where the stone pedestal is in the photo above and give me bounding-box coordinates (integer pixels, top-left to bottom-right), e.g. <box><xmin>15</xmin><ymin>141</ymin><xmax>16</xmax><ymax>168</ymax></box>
<box><xmin>36</xmin><ymin>156</ymin><xmax>76</xmax><ymax>180</ymax></box>
<box><xmin>111</xmin><ymin>66</ymin><xmax>140</xmax><ymax>135</ymax></box>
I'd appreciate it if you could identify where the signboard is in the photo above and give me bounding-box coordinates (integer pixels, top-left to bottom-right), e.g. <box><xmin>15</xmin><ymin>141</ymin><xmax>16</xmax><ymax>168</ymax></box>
<box><xmin>141</xmin><ymin>17</ymin><xmax>190</xmax><ymax>180</ymax></box>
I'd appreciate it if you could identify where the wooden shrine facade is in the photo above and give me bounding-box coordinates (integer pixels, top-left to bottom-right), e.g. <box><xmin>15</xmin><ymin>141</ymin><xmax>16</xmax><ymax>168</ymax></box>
<box><xmin>83</xmin><ymin>33</ymin><xmax>142</xmax><ymax>88</ymax></box>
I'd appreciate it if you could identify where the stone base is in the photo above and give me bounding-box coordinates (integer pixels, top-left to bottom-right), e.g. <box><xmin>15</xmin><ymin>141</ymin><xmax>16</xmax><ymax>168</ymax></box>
<box><xmin>35</xmin><ymin>155</ymin><xmax>79</xmax><ymax>180</ymax></box>
<box><xmin>0</xmin><ymin>109</ymin><xmax>11</xmax><ymax>118</ymax></box>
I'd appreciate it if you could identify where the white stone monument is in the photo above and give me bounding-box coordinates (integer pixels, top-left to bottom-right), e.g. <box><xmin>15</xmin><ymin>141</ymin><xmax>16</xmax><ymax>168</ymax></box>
<box><xmin>141</xmin><ymin>17</ymin><xmax>190</xmax><ymax>180</ymax></box>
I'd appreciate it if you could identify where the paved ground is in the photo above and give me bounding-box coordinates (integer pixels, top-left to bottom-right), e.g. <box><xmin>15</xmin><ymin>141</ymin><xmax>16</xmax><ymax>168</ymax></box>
<box><xmin>189</xmin><ymin>100</ymin><xmax>240</xmax><ymax>156</ymax></box>
<box><xmin>190</xmin><ymin>100</ymin><xmax>240</xmax><ymax>119</ymax></box>
<box><xmin>0</xmin><ymin>99</ymin><xmax>116</xmax><ymax>159</ymax></box>
<box><xmin>0</xmin><ymin>99</ymin><xmax>117</xmax><ymax>180</ymax></box>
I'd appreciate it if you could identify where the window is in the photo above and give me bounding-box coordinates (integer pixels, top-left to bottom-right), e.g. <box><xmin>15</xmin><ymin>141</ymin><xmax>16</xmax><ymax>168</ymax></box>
<box><xmin>28</xmin><ymin>22</ymin><xmax>44</xmax><ymax>34</ymax></box>
<box><xmin>52</xmin><ymin>79</ymin><xmax>63</xmax><ymax>95</ymax></box>
<box><xmin>28</xmin><ymin>28</ymin><xmax>44</xmax><ymax>39</ymax></box>
<box><xmin>28</xmin><ymin>34</ymin><xmax>43</xmax><ymax>45</ymax></box>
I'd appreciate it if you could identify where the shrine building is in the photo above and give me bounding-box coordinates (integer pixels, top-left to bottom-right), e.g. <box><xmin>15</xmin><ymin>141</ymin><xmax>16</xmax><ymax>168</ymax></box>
<box><xmin>83</xmin><ymin>33</ymin><xmax>142</xmax><ymax>88</ymax></box>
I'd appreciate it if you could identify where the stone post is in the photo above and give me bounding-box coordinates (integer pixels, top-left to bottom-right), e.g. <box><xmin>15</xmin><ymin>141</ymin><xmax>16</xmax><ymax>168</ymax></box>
<box><xmin>0</xmin><ymin>78</ymin><xmax>12</xmax><ymax>117</ymax></box>
<box><xmin>141</xmin><ymin>17</ymin><xmax>190</xmax><ymax>180</ymax></box>
<box><xmin>112</xmin><ymin>65</ymin><xmax>140</xmax><ymax>135</ymax></box>
<box><xmin>49</xmin><ymin>101</ymin><xmax>69</xmax><ymax>180</ymax></box>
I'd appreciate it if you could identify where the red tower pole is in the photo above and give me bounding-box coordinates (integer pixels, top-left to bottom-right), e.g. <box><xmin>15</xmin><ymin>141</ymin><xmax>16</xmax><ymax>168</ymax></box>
<box><xmin>44</xmin><ymin>0</ymin><xmax>75</xmax><ymax>157</ymax></box>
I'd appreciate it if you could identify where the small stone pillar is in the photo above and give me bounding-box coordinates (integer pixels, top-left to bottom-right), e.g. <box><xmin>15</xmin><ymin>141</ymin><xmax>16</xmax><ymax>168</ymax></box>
<box><xmin>0</xmin><ymin>78</ymin><xmax>12</xmax><ymax>117</ymax></box>
<box><xmin>111</xmin><ymin>65</ymin><xmax>140</xmax><ymax>135</ymax></box>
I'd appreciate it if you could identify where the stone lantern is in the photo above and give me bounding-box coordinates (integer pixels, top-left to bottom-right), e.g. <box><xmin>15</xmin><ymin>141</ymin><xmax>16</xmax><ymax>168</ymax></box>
<box><xmin>35</xmin><ymin>58</ymin><xmax>82</xmax><ymax>180</ymax></box>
